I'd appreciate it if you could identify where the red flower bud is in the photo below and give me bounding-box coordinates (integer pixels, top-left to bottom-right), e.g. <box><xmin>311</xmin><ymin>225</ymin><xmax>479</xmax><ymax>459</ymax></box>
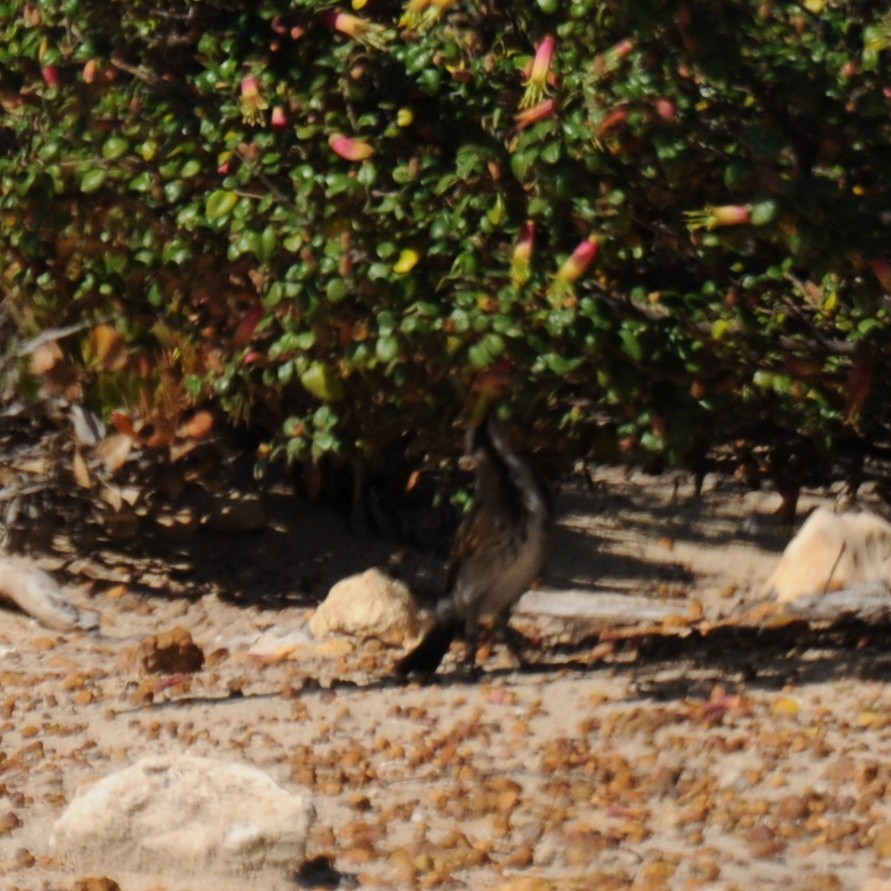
<box><xmin>655</xmin><ymin>97</ymin><xmax>677</xmax><ymax>123</ymax></box>
<box><xmin>870</xmin><ymin>258</ymin><xmax>891</xmax><ymax>293</ymax></box>
<box><xmin>511</xmin><ymin>221</ymin><xmax>535</xmax><ymax>288</ymax></box>
<box><xmin>329</xmin><ymin>134</ymin><xmax>375</xmax><ymax>161</ymax></box>
<box><xmin>556</xmin><ymin>235</ymin><xmax>600</xmax><ymax>284</ymax></box>
<box><xmin>596</xmin><ymin>106</ymin><xmax>630</xmax><ymax>138</ymax></box>
<box><xmin>270</xmin><ymin>105</ymin><xmax>287</xmax><ymax>128</ymax></box>
<box><xmin>547</xmin><ymin>236</ymin><xmax>600</xmax><ymax>308</ymax></box>
<box><xmin>82</xmin><ymin>59</ymin><xmax>98</xmax><ymax>84</ymax></box>
<box><xmin>41</xmin><ymin>65</ymin><xmax>60</xmax><ymax>87</ymax></box>
<box><xmin>235</xmin><ymin>306</ymin><xmax>263</xmax><ymax>349</ymax></box>
<box><xmin>514</xmin><ymin>98</ymin><xmax>556</xmax><ymax>129</ymax></box>
<box><xmin>592</xmin><ymin>38</ymin><xmax>635</xmax><ymax>79</ymax></box>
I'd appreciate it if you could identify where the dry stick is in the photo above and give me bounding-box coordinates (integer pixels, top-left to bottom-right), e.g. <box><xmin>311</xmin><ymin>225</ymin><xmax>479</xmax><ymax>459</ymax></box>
<box><xmin>822</xmin><ymin>541</ymin><xmax>847</xmax><ymax>595</ymax></box>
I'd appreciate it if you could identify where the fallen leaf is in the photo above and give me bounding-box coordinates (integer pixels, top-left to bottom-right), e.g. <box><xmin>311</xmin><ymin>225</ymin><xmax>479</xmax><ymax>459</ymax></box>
<box><xmin>875</xmin><ymin>824</ymin><xmax>891</xmax><ymax>858</ymax></box>
<box><xmin>95</xmin><ymin>434</ymin><xmax>133</xmax><ymax>474</ymax></box>
<box><xmin>92</xmin><ymin>323</ymin><xmax>129</xmax><ymax>371</ymax></box>
<box><xmin>773</xmin><ymin>697</ymin><xmax>800</xmax><ymax>715</ymax></box>
<box><xmin>177</xmin><ymin>410</ymin><xmax>214</xmax><ymax>440</ymax></box>
<box><xmin>72</xmin><ymin>449</ymin><xmax>91</xmax><ymax>489</ymax></box>
<box><xmin>111</xmin><ymin>410</ymin><xmax>140</xmax><ymax>440</ymax></box>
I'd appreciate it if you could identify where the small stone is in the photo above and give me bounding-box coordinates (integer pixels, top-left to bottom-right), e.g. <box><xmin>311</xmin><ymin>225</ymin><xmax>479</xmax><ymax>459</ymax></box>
<box><xmin>0</xmin><ymin>810</ymin><xmax>21</xmax><ymax>835</ymax></box>
<box><xmin>875</xmin><ymin>824</ymin><xmax>891</xmax><ymax>857</ymax></box>
<box><xmin>309</xmin><ymin>567</ymin><xmax>430</xmax><ymax>647</ymax></box>
<box><xmin>73</xmin><ymin>879</ymin><xmax>122</xmax><ymax>891</ymax></box>
<box><xmin>128</xmin><ymin>626</ymin><xmax>205</xmax><ymax>674</ymax></box>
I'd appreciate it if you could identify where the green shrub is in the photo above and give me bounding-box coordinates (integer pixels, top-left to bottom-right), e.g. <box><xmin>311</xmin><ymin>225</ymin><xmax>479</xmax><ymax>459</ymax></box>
<box><xmin>2</xmin><ymin>1</ymin><xmax>890</xmax><ymax>479</ymax></box>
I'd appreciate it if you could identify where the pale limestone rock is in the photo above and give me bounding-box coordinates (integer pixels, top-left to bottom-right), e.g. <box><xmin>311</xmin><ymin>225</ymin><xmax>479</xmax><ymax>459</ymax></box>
<box><xmin>0</xmin><ymin>554</ymin><xmax>98</xmax><ymax>630</ymax></box>
<box><xmin>766</xmin><ymin>507</ymin><xmax>891</xmax><ymax>603</ymax></box>
<box><xmin>248</xmin><ymin>628</ymin><xmax>354</xmax><ymax>662</ymax></box>
<box><xmin>309</xmin><ymin>567</ymin><xmax>429</xmax><ymax>647</ymax></box>
<box><xmin>50</xmin><ymin>755</ymin><xmax>315</xmax><ymax>878</ymax></box>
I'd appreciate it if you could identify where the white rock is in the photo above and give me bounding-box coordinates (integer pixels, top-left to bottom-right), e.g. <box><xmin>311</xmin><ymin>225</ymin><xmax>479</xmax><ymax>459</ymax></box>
<box><xmin>309</xmin><ymin>567</ymin><xmax>429</xmax><ymax>647</ymax></box>
<box><xmin>766</xmin><ymin>507</ymin><xmax>891</xmax><ymax>603</ymax></box>
<box><xmin>50</xmin><ymin>755</ymin><xmax>315</xmax><ymax>878</ymax></box>
<box><xmin>0</xmin><ymin>554</ymin><xmax>98</xmax><ymax>630</ymax></box>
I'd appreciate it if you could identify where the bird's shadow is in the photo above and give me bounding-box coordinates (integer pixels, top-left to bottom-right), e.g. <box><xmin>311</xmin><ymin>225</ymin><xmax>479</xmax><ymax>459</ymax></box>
<box><xmin>382</xmin><ymin>616</ymin><xmax>891</xmax><ymax>702</ymax></box>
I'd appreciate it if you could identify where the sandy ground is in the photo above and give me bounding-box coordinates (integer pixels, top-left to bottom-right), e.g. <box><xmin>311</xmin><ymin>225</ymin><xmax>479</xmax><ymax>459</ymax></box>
<box><xmin>2</xmin><ymin>467</ymin><xmax>891</xmax><ymax>890</ymax></box>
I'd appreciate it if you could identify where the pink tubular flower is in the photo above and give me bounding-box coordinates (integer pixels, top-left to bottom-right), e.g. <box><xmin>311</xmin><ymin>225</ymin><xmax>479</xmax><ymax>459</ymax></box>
<box><xmin>400</xmin><ymin>0</ymin><xmax>455</xmax><ymax>32</ymax></box>
<box><xmin>240</xmin><ymin>75</ymin><xmax>268</xmax><ymax>125</ymax></box>
<box><xmin>241</xmin><ymin>75</ymin><xmax>260</xmax><ymax>99</ymax></box>
<box><xmin>592</xmin><ymin>38</ymin><xmax>635</xmax><ymax>80</ymax></box>
<box><xmin>520</xmin><ymin>35</ymin><xmax>556</xmax><ymax>109</ymax></box>
<box><xmin>400</xmin><ymin>0</ymin><xmax>430</xmax><ymax>25</ymax></box>
<box><xmin>514</xmin><ymin>97</ymin><xmax>556</xmax><ymax>129</ymax></box>
<box><xmin>321</xmin><ymin>8</ymin><xmax>390</xmax><ymax>50</ymax></box>
<box><xmin>547</xmin><ymin>235</ymin><xmax>600</xmax><ymax>307</ymax></box>
<box><xmin>270</xmin><ymin>105</ymin><xmax>288</xmax><ymax>128</ymax></box>
<box><xmin>685</xmin><ymin>204</ymin><xmax>751</xmax><ymax>231</ymax></box>
<box><xmin>511</xmin><ymin>221</ymin><xmax>535</xmax><ymax>288</ymax></box>
<box><xmin>556</xmin><ymin>235</ymin><xmax>600</xmax><ymax>284</ymax></box>
<box><xmin>235</xmin><ymin>306</ymin><xmax>263</xmax><ymax>349</ymax></box>
<box><xmin>329</xmin><ymin>134</ymin><xmax>375</xmax><ymax>161</ymax></box>
<box><xmin>595</xmin><ymin>105</ymin><xmax>630</xmax><ymax>139</ymax></box>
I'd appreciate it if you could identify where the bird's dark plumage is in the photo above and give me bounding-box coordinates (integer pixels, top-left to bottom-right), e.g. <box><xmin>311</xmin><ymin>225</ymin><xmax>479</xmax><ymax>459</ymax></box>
<box><xmin>397</xmin><ymin>409</ymin><xmax>550</xmax><ymax>677</ymax></box>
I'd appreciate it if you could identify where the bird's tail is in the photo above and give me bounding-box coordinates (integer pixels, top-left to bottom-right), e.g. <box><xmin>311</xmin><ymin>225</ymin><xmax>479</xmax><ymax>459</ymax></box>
<box><xmin>396</xmin><ymin>616</ymin><xmax>461</xmax><ymax>677</ymax></box>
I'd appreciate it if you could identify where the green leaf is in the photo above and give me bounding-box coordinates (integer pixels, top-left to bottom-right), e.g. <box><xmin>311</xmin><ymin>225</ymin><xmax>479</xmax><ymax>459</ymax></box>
<box><xmin>300</xmin><ymin>363</ymin><xmax>344</xmax><ymax>402</ymax></box>
<box><xmin>101</xmin><ymin>137</ymin><xmax>130</xmax><ymax>161</ymax></box>
<box><xmin>375</xmin><ymin>334</ymin><xmax>400</xmax><ymax>363</ymax></box>
<box><xmin>128</xmin><ymin>171</ymin><xmax>153</xmax><ymax>192</ymax></box>
<box><xmin>326</xmin><ymin>279</ymin><xmax>348</xmax><ymax>303</ymax></box>
<box><xmin>205</xmin><ymin>189</ymin><xmax>238</xmax><ymax>221</ymax></box>
<box><xmin>619</xmin><ymin>327</ymin><xmax>644</xmax><ymax>362</ymax></box>
<box><xmin>80</xmin><ymin>168</ymin><xmax>106</xmax><ymax>193</ymax></box>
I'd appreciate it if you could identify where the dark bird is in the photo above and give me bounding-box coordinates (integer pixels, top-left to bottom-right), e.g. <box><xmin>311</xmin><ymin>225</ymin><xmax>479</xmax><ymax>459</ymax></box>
<box><xmin>397</xmin><ymin>408</ymin><xmax>551</xmax><ymax>677</ymax></box>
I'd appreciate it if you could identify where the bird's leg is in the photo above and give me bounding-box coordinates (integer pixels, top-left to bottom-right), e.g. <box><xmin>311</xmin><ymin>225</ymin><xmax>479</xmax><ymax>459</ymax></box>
<box><xmin>464</xmin><ymin>615</ymin><xmax>481</xmax><ymax>676</ymax></box>
<box><xmin>503</xmin><ymin>623</ymin><xmax>527</xmax><ymax>660</ymax></box>
<box><xmin>499</xmin><ymin>619</ymin><xmax>529</xmax><ymax>669</ymax></box>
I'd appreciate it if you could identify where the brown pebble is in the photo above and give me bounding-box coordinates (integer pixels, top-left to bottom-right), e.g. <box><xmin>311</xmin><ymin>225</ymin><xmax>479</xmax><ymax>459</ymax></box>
<box><xmin>0</xmin><ymin>811</ymin><xmax>20</xmax><ymax>835</ymax></box>
<box><xmin>74</xmin><ymin>879</ymin><xmax>123</xmax><ymax>891</ymax></box>
<box><xmin>875</xmin><ymin>824</ymin><xmax>891</xmax><ymax>857</ymax></box>
<box><xmin>127</xmin><ymin>626</ymin><xmax>205</xmax><ymax>675</ymax></box>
